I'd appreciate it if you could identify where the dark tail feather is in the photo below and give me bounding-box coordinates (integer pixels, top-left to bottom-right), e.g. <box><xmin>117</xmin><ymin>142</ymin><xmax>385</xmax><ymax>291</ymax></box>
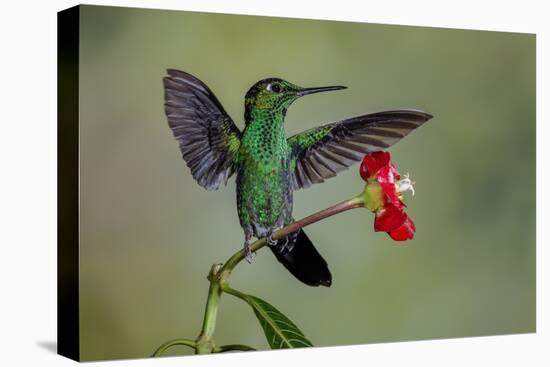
<box><xmin>269</xmin><ymin>230</ymin><xmax>332</xmax><ymax>287</ymax></box>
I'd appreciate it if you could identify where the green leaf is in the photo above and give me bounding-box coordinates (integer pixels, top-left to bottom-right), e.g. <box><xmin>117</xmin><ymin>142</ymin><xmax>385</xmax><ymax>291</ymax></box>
<box><xmin>243</xmin><ymin>294</ymin><xmax>313</xmax><ymax>349</ymax></box>
<box><xmin>213</xmin><ymin>344</ymin><xmax>256</xmax><ymax>353</ymax></box>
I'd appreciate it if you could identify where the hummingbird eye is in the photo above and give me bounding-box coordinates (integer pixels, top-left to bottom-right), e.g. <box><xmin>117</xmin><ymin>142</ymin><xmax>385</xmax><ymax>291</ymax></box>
<box><xmin>268</xmin><ymin>83</ymin><xmax>282</xmax><ymax>93</ymax></box>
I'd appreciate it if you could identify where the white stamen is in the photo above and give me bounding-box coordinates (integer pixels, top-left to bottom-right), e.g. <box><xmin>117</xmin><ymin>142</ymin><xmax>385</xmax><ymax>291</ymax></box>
<box><xmin>396</xmin><ymin>173</ymin><xmax>416</xmax><ymax>196</ymax></box>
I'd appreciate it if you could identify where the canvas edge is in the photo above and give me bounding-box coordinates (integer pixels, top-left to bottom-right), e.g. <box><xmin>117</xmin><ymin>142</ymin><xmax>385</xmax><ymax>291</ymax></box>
<box><xmin>57</xmin><ymin>4</ymin><xmax>81</xmax><ymax>362</ymax></box>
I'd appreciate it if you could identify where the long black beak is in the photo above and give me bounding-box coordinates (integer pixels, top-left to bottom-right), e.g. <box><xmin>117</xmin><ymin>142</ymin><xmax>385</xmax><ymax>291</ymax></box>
<box><xmin>297</xmin><ymin>85</ymin><xmax>347</xmax><ymax>97</ymax></box>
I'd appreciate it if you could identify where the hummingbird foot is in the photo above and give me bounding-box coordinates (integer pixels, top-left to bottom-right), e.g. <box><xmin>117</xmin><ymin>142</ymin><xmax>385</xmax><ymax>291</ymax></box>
<box><xmin>266</xmin><ymin>230</ymin><xmax>294</xmax><ymax>253</ymax></box>
<box><xmin>244</xmin><ymin>241</ymin><xmax>255</xmax><ymax>263</ymax></box>
<box><xmin>284</xmin><ymin>236</ymin><xmax>296</xmax><ymax>253</ymax></box>
<box><xmin>266</xmin><ymin>232</ymin><xmax>278</xmax><ymax>247</ymax></box>
<box><xmin>243</xmin><ymin>228</ymin><xmax>254</xmax><ymax>263</ymax></box>
<box><xmin>277</xmin><ymin>236</ymin><xmax>292</xmax><ymax>253</ymax></box>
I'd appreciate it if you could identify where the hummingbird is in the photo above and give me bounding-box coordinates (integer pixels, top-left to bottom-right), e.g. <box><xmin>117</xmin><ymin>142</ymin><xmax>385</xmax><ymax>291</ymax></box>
<box><xmin>163</xmin><ymin>69</ymin><xmax>432</xmax><ymax>287</ymax></box>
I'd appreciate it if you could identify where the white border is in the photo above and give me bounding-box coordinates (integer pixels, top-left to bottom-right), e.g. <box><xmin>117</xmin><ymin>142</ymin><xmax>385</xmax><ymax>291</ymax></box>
<box><xmin>0</xmin><ymin>1</ymin><xmax>546</xmax><ymax>366</ymax></box>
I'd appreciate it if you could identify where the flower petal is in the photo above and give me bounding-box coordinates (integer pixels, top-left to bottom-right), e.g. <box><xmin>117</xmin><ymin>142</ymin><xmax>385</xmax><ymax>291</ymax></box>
<box><xmin>375</xmin><ymin>162</ymin><xmax>404</xmax><ymax>209</ymax></box>
<box><xmin>382</xmin><ymin>184</ymin><xmax>404</xmax><ymax>209</ymax></box>
<box><xmin>389</xmin><ymin>215</ymin><xmax>416</xmax><ymax>241</ymax></box>
<box><xmin>360</xmin><ymin>151</ymin><xmax>391</xmax><ymax>181</ymax></box>
<box><xmin>374</xmin><ymin>204</ymin><xmax>407</xmax><ymax>232</ymax></box>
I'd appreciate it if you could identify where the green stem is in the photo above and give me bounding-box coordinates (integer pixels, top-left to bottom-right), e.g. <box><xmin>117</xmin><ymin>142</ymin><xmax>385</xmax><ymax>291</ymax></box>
<box><xmin>196</xmin><ymin>195</ymin><xmax>363</xmax><ymax>353</ymax></box>
<box><xmin>151</xmin><ymin>338</ymin><xmax>196</xmax><ymax>356</ymax></box>
<box><xmin>195</xmin><ymin>264</ymin><xmax>223</xmax><ymax>354</ymax></box>
<box><xmin>220</xmin><ymin>284</ymin><xmax>247</xmax><ymax>299</ymax></box>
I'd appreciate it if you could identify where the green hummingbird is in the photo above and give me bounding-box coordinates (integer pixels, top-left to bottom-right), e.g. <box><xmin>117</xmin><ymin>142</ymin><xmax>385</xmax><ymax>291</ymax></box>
<box><xmin>163</xmin><ymin>69</ymin><xmax>432</xmax><ymax>287</ymax></box>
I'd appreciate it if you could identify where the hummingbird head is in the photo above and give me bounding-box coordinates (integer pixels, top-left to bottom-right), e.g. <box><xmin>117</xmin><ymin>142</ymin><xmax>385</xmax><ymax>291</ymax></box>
<box><xmin>244</xmin><ymin>78</ymin><xmax>346</xmax><ymax>123</ymax></box>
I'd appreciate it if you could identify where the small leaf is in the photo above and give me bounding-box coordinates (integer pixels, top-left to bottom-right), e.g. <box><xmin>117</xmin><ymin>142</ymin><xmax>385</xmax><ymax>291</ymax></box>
<box><xmin>244</xmin><ymin>294</ymin><xmax>313</xmax><ymax>349</ymax></box>
<box><xmin>213</xmin><ymin>344</ymin><xmax>256</xmax><ymax>353</ymax></box>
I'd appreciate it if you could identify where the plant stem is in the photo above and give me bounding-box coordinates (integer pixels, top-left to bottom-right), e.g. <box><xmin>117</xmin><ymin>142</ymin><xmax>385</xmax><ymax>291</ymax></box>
<box><xmin>190</xmin><ymin>194</ymin><xmax>365</xmax><ymax>355</ymax></box>
<box><xmin>217</xmin><ymin>195</ymin><xmax>364</xmax><ymax>282</ymax></box>
<box><xmin>151</xmin><ymin>338</ymin><xmax>196</xmax><ymax>356</ymax></box>
<box><xmin>195</xmin><ymin>264</ymin><xmax>223</xmax><ymax>354</ymax></box>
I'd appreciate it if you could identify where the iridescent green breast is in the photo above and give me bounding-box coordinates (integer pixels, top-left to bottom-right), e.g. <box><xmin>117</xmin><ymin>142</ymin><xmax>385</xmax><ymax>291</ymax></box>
<box><xmin>236</xmin><ymin>112</ymin><xmax>293</xmax><ymax>237</ymax></box>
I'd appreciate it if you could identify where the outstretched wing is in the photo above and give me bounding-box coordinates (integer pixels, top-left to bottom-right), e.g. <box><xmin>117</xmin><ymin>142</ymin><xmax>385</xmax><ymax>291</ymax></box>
<box><xmin>163</xmin><ymin>69</ymin><xmax>242</xmax><ymax>191</ymax></box>
<box><xmin>287</xmin><ymin>110</ymin><xmax>433</xmax><ymax>190</ymax></box>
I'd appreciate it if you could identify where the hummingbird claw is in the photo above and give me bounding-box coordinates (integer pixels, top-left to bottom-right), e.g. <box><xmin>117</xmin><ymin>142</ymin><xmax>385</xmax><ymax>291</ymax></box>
<box><xmin>267</xmin><ymin>233</ymin><xmax>278</xmax><ymax>247</ymax></box>
<box><xmin>285</xmin><ymin>238</ymin><xmax>294</xmax><ymax>253</ymax></box>
<box><xmin>278</xmin><ymin>236</ymin><xmax>290</xmax><ymax>253</ymax></box>
<box><xmin>244</xmin><ymin>250</ymin><xmax>254</xmax><ymax>263</ymax></box>
<box><xmin>243</xmin><ymin>241</ymin><xmax>254</xmax><ymax>263</ymax></box>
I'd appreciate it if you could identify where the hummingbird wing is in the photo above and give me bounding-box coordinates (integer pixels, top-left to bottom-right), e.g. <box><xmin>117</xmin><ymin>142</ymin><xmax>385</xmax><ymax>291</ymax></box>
<box><xmin>164</xmin><ymin>69</ymin><xmax>242</xmax><ymax>191</ymax></box>
<box><xmin>287</xmin><ymin>110</ymin><xmax>432</xmax><ymax>190</ymax></box>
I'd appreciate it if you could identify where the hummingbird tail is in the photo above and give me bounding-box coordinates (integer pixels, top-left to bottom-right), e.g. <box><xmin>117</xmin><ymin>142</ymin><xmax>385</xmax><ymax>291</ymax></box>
<box><xmin>269</xmin><ymin>230</ymin><xmax>332</xmax><ymax>287</ymax></box>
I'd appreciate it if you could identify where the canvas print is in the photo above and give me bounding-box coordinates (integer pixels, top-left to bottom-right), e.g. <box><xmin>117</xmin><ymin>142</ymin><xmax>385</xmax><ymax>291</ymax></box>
<box><xmin>58</xmin><ymin>5</ymin><xmax>536</xmax><ymax>362</ymax></box>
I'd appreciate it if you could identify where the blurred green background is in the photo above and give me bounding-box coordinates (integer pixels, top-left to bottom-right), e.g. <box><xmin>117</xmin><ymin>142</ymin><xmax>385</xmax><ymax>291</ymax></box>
<box><xmin>77</xmin><ymin>5</ymin><xmax>535</xmax><ymax>361</ymax></box>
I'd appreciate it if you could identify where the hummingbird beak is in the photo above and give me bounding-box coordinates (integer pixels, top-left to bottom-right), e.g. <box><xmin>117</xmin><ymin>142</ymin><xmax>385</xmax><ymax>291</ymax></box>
<box><xmin>296</xmin><ymin>85</ymin><xmax>347</xmax><ymax>97</ymax></box>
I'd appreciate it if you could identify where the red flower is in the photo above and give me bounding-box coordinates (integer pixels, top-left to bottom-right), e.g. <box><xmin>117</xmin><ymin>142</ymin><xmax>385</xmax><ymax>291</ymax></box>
<box><xmin>360</xmin><ymin>151</ymin><xmax>416</xmax><ymax>241</ymax></box>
